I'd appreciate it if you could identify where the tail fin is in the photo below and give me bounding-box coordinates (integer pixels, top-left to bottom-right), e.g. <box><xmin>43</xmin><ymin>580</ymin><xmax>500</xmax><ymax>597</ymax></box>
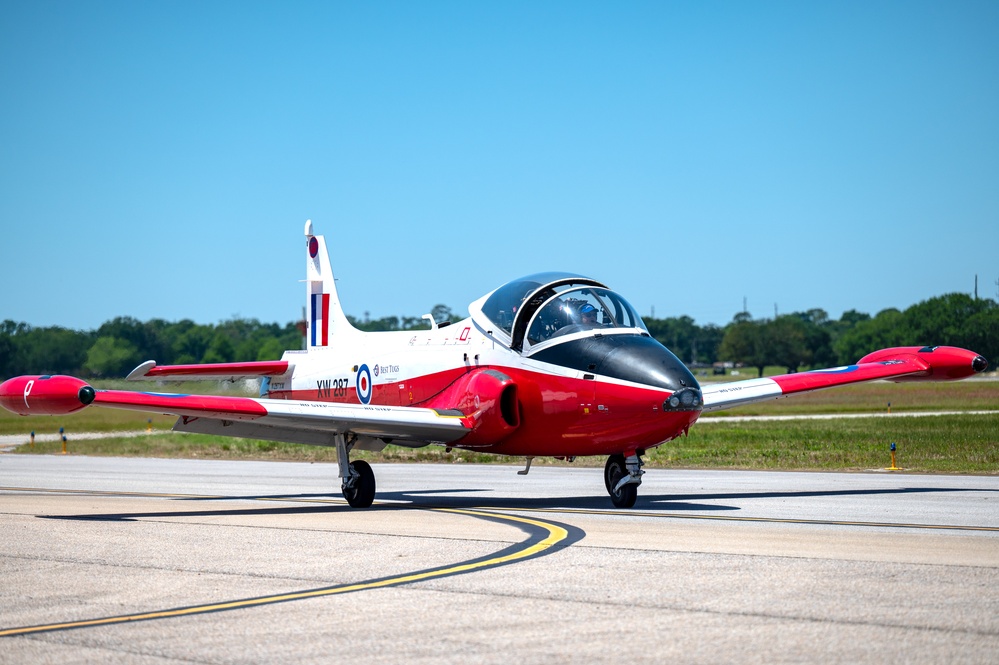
<box><xmin>305</xmin><ymin>220</ymin><xmax>357</xmax><ymax>348</ymax></box>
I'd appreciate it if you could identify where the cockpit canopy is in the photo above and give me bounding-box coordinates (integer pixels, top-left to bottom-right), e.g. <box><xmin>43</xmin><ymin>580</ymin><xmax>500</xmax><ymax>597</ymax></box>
<box><xmin>472</xmin><ymin>272</ymin><xmax>648</xmax><ymax>353</ymax></box>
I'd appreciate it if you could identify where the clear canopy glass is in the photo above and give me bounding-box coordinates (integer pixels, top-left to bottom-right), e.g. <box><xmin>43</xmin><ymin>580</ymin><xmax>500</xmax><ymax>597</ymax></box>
<box><xmin>479</xmin><ymin>272</ymin><xmax>589</xmax><ymax>336</ymax></box>
<box><xmin>477</xmin><ymin>272</ymin><xmax>647</xmax><ymax>352</ymax></box>
<box><xmin>526</xmin><ymin>286</ymin><xmax>647</xmax><ymax>346</ymax></box>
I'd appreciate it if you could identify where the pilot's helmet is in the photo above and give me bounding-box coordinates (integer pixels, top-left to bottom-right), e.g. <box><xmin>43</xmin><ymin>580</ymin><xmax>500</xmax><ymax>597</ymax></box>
<box><xmin>579</xmin><ymin>303</ymin><xmax>597</xmax><ymax>320</ymax></box>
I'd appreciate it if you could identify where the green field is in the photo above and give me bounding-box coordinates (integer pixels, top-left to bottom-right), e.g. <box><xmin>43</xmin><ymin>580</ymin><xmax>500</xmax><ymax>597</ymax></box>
<box><xmin>661</xmin><ymin>415</ymin><xmax>998</xmax><ymax>473</ymax></box>
<box><xmin>6</xmin><ymin>376</ymin><xmax>998</xmax><ymax>474</ymax></box>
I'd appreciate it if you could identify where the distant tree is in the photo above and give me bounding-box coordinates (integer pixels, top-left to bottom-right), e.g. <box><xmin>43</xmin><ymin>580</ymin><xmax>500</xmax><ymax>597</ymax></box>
<box><xmin>833</xmin><ymin>295</ymin><xmax>999</xmax><ymax>367</ymax></box>
<box><xmin>766</xmin><ymin>316</ymin><xmax>809</xmax><ymax>373</ymax></box>
<box><xmin>839</xmin><ymin>309</ymin><xmax>871</xmax><ymax>327</ymax></box>
<box><xmin>84</xmin><ymin>336</ymin><xmax>141</xmax><ymax>378</ymax></box>
<box><xmin>0</xmin><ymin>320</ymin><xmax>28</xmax><ymax>377</ymax></box>
<box><xmin>96</xmin><ymin>317</ymin><xmax>166</xmax><ymax>363</ymax></box>
<box><xmin>719</xmin><ymin>317</ymin><xmax>768</xmax><ymax>377</ymax></box>
<box><xmin>15</xmin><ymin>326</ymin><xmax>93</xmax><ymax>375</ymax></box>
<box><xmin>694</xmin><ymin>324</ymin><xmax>724</xmax><ymax>364</ymax></box>
<box><xmin>172</xmin><ymin>324</ymin><xmax>214</xmax><ymax>364</ymax></box>
<box><xmin>202</xmin><ymin>333</ymin><xmax>235</xmax><ymax>364</ymax></box>
<box><xmin>430</xmin><ymin>304</ymin><xmax>456</xmax><ymax>325</ymax></box>
<box><xmin>10</xmin><ymin>294</ymin><xmax>988</xmax><ymax>385</ymax></box>
<box><xmin>645</xmin><ymin>315</ymin><xmax>707</xmax><ymax>364</ymax></box>
<box><xmin>904</xmin><ymin>294</ymin><xmax>989</xmax><ymax>347</ymax></box>
<box><xmin>833</xmin><ymin>308</ymin><xmax>907</xmax><ymax>364</ymax></box>
<box><xmin>962</xmin><ymin>304</ymin><xmax>999</xmax><ymax>371</ymax></box>
<box><xmin>278</xmin><ymin>321</ymin><xmax>305</xmax><ymax>351</ymax></box>
<box><xmin>719</xmin><ymin>314</ymin><xmax>812</xmax><ymax>375</ymax></box>
<box><xmin>256</xmin><ymin>338</ymin><xmax>286</xmax><ymax>361</ymax></box>
<box><xmin>788</xmin><ymin>309</ymin><xmax>835</xmax><ymax>368</ymax></box>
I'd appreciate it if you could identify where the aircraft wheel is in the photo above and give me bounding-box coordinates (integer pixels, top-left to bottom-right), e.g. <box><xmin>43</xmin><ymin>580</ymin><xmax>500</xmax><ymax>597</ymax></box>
<box><xmin>342</xmin><ymin>460</ymin><xmax>376</xmax><ymax>508</ymax></box>
<box><xmin>604</xmin><ymin>454</ymin><xmax>637</xmax><ymax>508</ymax></box>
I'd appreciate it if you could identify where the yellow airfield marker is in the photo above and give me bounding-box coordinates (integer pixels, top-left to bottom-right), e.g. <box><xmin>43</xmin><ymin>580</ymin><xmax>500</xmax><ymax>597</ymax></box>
<box><xmin>886</xmin><ymin>441</ymin><xmax>902</xmax><ymax>471</ymax></box>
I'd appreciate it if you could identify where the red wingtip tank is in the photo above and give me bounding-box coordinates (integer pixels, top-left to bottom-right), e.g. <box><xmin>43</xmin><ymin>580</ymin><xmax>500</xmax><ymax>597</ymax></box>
<box><xmin>0</xmin><ymin>375</ymin><xmax>96</xmax><ymax>416</ymax></box>
<box><xmin>857</xmin><ymin>346</ymin><xmax>989</xmax><ymax>382</ymax></box>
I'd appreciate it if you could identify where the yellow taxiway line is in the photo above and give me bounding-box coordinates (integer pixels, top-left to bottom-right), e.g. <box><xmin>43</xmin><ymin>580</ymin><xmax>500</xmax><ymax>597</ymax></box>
<box><xmin>0</xmin><ymin>499</ymin><xmax>570</xmax><ymax>638</ymax></box>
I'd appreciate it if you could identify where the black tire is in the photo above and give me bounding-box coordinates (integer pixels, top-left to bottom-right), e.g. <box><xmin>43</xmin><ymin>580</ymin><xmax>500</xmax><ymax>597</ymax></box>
<box><xmin>604</xmin><ymin>454</ymin><xmax>637</xmax><ymax>509</ymax></box>
<box><xmin>342</xmin><ymin>460</ymin><xmax>376</xmax><ymax>508</ymax></box>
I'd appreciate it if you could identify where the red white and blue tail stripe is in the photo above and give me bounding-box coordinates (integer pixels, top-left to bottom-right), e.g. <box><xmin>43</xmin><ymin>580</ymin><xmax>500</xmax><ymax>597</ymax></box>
<box><xmin>305</xmin><ymin>219</ymin><xmax>356</xmax><ymax>347</ymax></box>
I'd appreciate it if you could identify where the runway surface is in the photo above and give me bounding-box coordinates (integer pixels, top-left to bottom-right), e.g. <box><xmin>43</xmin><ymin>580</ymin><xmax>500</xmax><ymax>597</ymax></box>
<box><xmin>1</xmin><ymin>454</ymin><xmax>997</xmax><ymax>664</ymax></box>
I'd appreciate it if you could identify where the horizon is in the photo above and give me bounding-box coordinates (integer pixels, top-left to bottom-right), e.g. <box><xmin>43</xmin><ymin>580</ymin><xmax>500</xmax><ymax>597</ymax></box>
<box><xmin>4</xmin><ymin>287</ymin><xmax>993</xmax><ymax>333</ymax></box>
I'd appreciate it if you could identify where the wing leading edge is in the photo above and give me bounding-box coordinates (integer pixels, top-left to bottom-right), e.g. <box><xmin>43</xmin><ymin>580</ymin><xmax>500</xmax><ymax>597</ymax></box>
<box><xmin>701</xmin><ymin>345</ymin><xmax>988</xmax><ymax>412</ymax></box>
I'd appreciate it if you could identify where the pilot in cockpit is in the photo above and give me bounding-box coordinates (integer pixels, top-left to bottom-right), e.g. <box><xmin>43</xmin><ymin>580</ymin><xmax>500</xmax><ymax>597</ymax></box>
<box><xmin>579</xmin><ymin>303</ymin><xmax>598</xmax><ymax>326</ymax></box>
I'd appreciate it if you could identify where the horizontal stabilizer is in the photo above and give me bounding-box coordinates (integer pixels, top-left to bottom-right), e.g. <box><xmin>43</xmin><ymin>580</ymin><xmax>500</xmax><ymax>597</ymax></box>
<box><xmin>126</xmin><ymin>360</ymin><xmax>291</xmax><ymax>382</ymax></box>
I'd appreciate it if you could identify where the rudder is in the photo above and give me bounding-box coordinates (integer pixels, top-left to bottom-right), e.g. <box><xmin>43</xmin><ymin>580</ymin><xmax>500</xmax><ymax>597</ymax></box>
<box><xmin>305</xmin><ymin>219</ymin><xmax>356</xmax><ymax>348</ymax></box>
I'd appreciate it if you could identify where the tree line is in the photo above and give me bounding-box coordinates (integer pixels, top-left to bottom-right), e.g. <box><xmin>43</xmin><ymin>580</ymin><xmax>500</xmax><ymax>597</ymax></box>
<box><xmin>1</xmin><ymin>294</ymin><xmax>995</xmax><ymax>380</ymax></box>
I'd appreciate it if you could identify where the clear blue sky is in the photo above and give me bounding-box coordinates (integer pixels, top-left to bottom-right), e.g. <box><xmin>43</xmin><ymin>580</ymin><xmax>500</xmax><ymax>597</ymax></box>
<box><xmin>2</xmin><ymin>1</ymin><xmax>997</xmax><ymax>331</ymax></box>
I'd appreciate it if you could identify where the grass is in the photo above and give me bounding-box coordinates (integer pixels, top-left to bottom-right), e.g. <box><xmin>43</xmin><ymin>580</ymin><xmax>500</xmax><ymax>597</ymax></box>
<box><xmin>657</xmin><ymin>414</ymin><xmax>999</xmax><ymax>473</ymax></box>
<box><xmin>5</xmin><ymin>377</ymin><xmax>998</xmax><ymax>474</ymax></box>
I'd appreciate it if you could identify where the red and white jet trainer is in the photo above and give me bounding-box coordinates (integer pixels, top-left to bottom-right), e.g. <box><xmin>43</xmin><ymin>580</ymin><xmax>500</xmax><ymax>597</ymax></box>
<box><xmin>0</xmin><ymin>221</ymin><xmax>989</xmax><ymax>508</ymax></box>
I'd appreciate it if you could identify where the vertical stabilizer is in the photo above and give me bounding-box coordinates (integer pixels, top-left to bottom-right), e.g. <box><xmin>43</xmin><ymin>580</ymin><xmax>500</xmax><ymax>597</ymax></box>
<box><xmin>305</xmin><ymin>220</ymin><xmax>356</xmax><ymax>348</ymax></box>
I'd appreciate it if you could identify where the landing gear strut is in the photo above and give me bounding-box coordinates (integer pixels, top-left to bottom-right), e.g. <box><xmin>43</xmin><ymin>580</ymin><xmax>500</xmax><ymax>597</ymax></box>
<box><xmin>335</xmin><ymin>433</ymin><xmax>376</xmax><ymax>508</ymax></box>
<box><xmin>604</xmin><ymin>452</ymin><xmax>644</xmax><ymax>508</ymax></box>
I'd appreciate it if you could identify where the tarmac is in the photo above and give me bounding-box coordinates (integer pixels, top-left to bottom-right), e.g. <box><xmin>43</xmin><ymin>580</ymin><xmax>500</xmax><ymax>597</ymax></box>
<box><xmin>1</xmin><ymin>454</ymin><xmax>997</xmax><ymax>664</ymax></box>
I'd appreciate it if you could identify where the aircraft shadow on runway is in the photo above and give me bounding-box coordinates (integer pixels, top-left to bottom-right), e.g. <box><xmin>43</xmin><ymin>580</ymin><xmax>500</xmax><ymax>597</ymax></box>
<box><xmin>37</xmin><ymin>484</ymin><xmax>990</xmax><ymax>522</ymax></box>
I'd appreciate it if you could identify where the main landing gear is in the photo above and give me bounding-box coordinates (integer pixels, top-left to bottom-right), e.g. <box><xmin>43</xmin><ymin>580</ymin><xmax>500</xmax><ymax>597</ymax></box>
<box><xmin>604</xmin><ymin>452</ymin><xmax>644</xmax><ymax>508</ymax></box>
<box><xmin>335</xmin><ymin>433</ymin><xmax>376</xmax><ymax>508</ymax></box>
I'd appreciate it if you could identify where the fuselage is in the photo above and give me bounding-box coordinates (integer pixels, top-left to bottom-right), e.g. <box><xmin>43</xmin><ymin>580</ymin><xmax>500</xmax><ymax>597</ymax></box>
<box><xmin>268</xmin><ymin>273</ymin><xmax>703</xmax><ymax>458</ymax></box>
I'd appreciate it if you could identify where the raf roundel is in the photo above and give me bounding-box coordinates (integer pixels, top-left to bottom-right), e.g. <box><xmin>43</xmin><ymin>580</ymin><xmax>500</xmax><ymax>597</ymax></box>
<box><xmin>355</xmin><ymin>364</ymin><xmax>372</xmax><ymax>404</ymax></box>
<box><xmin>308</xmin><ymin>237</ymin><xmax>319</xmax><ymax>258</ymax></box>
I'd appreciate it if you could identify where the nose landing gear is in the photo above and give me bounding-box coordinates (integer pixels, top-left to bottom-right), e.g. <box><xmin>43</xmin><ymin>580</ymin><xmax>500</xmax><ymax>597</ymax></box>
<box><xmin>604</xmin><ymin>452</ymin><xmax>644</xmax><ymax>508</ymax></box>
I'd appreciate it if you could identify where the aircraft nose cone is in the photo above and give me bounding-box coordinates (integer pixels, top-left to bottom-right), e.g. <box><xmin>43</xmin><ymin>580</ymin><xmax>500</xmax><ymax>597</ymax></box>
<box><xmin>972</xmin><ymin>355</ymin><xmax>989</xmax><ymax>373</ymax></box>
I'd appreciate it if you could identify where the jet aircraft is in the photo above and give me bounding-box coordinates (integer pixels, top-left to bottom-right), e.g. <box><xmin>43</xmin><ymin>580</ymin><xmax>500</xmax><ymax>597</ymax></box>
<box><xmin>0</xmin><ymin>221</ymin><xmax>989</xmax><ymax>508</ymax></box>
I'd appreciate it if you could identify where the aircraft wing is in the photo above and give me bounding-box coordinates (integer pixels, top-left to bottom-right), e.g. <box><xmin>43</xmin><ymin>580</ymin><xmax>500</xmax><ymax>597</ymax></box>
<box><xmin>0</xmin><ymin>375</ymin><xmax>470</xmax><ymax>448</ymax></box>
<box><xmin>701</xmin><ymin>345</ymin><xmax>988</xmax><ymax>412</ymax></box>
